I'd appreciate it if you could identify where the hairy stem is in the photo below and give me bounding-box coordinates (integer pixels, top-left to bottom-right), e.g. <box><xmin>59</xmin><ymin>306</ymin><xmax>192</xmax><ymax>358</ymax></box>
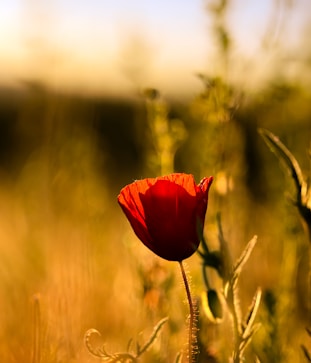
<box><xmin>179</xmin><ymin>261</ymin><xmax>195</xmax><ymax>363</ymax></box>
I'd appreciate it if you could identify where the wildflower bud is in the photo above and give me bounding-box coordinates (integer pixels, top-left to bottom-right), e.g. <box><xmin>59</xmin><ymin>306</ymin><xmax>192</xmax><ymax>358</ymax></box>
<box><xmin>118</xmin><ymin>173</ymin><xmax>213</xmax><ymax>261</ymax></box>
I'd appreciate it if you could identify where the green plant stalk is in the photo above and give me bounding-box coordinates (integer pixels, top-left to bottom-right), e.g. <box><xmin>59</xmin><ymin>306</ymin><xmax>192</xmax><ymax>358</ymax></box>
<box><xmin>227</xmin><ymin>281</ymin><xmax>242</xmax><ymax>363</ymax></box>
<box><xmin>179</xmin><ymin>261</ymin><xmax>195</xmax><ymax>363</ymax></box>
<box><xmin>136</xmin><ymin>317</ymin><xmax>168</xmax><ymax>357</ymax></box>
<box><xmin>259</xmin><ymin>128</ymin><xmax>311</xmax><ymax>323</ymax></box>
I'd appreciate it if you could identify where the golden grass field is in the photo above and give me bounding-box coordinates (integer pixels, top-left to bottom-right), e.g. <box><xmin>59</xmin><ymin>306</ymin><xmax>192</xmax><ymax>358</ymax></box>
<box><xmin>0</xmin><ymin>79</ymin><xmax>310</xmax><ymax>363</ymax></box>
<box><xmin>1</xmin><ymin>1</ymin><xmax>311</xmax><ymax>360</ymax></box>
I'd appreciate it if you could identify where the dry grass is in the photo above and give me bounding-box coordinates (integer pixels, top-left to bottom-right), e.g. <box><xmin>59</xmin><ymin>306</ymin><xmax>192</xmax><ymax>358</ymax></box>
<box><xmin>0</xmin><ymin>78</ymin><xmax>310</xmax><ymax>362</ymax></box>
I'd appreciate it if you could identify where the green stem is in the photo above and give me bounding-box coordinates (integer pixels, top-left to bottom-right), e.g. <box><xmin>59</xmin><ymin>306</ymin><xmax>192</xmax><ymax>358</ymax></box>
<box><xmin>227</xmin><ymin>281</ymin><xmax>242</xmax><ymax>363</ymax></box>
<box><xmin>179</xmin><ymin>261</ymin><xmax>195</xmax><ymax>363</ymax></box>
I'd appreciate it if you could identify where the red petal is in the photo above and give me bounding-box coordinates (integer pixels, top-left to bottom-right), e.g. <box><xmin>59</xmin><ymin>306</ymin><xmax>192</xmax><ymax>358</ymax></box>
<box><xmin>118</xmin><ymin>180</ymin><xmax>153</xmax><ymax>247</ymax></box>
<box><xmin>160</xmin><ymin>173</ymin><xmax>197</xmax><ymax>196</ymax></box>
<box><xmin>140</xmin><ymin>179</ymin><xmax>200</xmax><ymax>260</ymax></box>
<box><xmin>196</xmin><ymin>176</ymin><xmax>213</xmax><ymax>222</ymax></box>
<box><xmin>199</xmin><ymin>176</ymin><xmax>214</xmax><ymax>195</ymax></box>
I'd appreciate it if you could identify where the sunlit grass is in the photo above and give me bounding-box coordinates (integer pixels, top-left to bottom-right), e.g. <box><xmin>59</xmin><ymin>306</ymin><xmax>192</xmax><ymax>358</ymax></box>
<box><xmin>0</xmin><ymin>51</ymin><xmax>311</xmax><ymax>362</ymax></box>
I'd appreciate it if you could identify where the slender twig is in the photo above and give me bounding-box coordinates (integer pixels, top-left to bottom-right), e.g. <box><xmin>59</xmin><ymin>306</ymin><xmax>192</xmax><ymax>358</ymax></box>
<box><xmin>85</xmin><ymin>317</ymin><xmax>168</xmax><ymax>361</ymax></box>
<box><xmin>179</xmin><ymin>261</ymin><xmax>195</xmax><ymax>363</ymax></box>
<box><xmin>259</xmin><ymin>128</ymin><xmax>311</xmax><ymax>240</ymax></box>
<box><xmin>136</xmin><ymin>317</ymin><xmax>168</xmax><ymax>357</ymax></box>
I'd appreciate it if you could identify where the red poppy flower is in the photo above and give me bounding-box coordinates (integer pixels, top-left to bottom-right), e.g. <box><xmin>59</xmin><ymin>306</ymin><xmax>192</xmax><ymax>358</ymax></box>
<box><xmin>118</xmin><ymin>173</ymin><xmax>213</xmax><ymax>261</ymax></box>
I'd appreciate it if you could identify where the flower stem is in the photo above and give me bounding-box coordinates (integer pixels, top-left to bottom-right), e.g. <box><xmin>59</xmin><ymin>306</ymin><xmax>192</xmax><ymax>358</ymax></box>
<box><xmin>179</xmin><ymin>260</ymin><xmax>195</xmax><ymax>363</ymax></box>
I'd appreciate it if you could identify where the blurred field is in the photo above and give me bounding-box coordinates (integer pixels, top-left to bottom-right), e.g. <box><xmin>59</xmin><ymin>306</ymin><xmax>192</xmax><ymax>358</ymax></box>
<box><xmin>0</xmin><ymin>76</ymin><xmax>310</xmax><ymax>362</ymax></box>
<box><xmin>1</xmin><ymin>1</ymin><xmax>311</xmax><ymax>362</ymax></box>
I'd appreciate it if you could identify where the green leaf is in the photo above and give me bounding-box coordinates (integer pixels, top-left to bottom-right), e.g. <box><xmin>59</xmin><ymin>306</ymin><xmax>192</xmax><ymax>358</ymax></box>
<box><xmin>207</xmin><ymin>289</ymin><xmax>224</xmax><ymax>320</ymax></box>
<box><xmin>258</xmin><ymin>128</ymin><xmax>306</xmax><ymax>201</ymax></box>
<box><xmin>217</xmin><ymin>213</ymin><xmax>232</xmax><ymax>281</ymax></box>
<box><xmin>136</xmin><ymin>317</ymin><xmax>168</xmax><ymax>357</ymax></box>
<box><xmin>242</xmin><ymin>288</ymin><xmax>262</xmax><ymax>340</ymax></box>
<box><xmin>259</xmin><ymin>128</ymin><xmax>311</xmax><ymax>238</ymax></box>
<box><xmin>232</xmin><ymin>235</ymin><xmax>258</xmax><ymax>279</ymax></box>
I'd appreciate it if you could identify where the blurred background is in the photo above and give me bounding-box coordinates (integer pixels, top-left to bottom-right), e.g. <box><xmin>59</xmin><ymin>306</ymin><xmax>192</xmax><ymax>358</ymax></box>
<box><xmin>0</xmin><ymin>0</ymin><xmax>311</xmax><ymax>362</ymax></box>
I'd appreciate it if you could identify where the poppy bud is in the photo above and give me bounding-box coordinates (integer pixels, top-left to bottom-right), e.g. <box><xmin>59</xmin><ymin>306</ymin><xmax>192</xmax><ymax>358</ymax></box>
<box><xmin>118</xmin><ymin>173</ymin><xmax>213</xmax><ymax>261</ymax></box>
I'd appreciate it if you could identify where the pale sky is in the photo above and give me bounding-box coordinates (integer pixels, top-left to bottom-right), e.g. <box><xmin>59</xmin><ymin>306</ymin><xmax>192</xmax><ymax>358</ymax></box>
<box><xmin>0</xmin><ymin>0</ymin><xmax>310</xmax><ymax>97</ymax></box>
